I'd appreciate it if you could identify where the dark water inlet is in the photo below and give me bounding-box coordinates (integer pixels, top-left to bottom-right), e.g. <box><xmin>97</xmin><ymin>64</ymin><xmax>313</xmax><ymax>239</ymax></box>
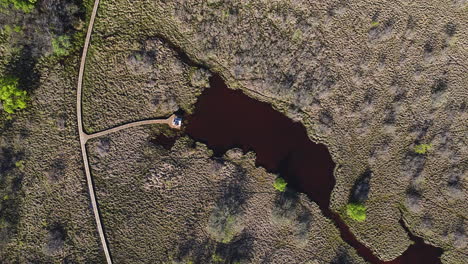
<box><xmin>185</xmin><ymin>74</ymin><xmax>443</xmax><ymax>264</ymax></box>
<box><xmin>186</xmin><ymin>74</ymin><xmax>335</xmax><ymax>210</ymax></box>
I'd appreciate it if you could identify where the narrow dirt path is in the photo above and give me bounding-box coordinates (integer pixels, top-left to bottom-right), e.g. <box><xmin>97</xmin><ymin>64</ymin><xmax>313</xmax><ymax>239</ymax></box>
<box><xmin>76</xmin><ymin>1</ymin><xmax>180</xmax><ymax>263</ymax></box>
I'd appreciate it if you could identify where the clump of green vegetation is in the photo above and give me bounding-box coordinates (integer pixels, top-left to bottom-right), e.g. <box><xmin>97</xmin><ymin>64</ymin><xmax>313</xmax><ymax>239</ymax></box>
<box><xmin>211</xmin><ymin>253</ymin><xmax>224</xmax><ymax>263</ymax></box>
<box><xmin>2</xmin><ymin>25</ymin><xmax>22</xmax><ymax>35</ymax></box>
<box><xmin>370</xmin><ymin>21</ymin><xmax>380</xmax><ymax>28</ymax></box>
<box><xmin>220</xmin><ymin>215</ymin><xmax>237</xmax><ymax>243</ymax></box>
<box><xmin>13</xmin><ymin>25</ymin><xmax>22</xmax><ymax>33</ymax></box>
<box><xmin>346</xmin><ymin>203</ymin><xmax>366</xmax><ymax>222</ymax></box>
<box><xmin>414</xmin><ymin>144</ymin><xmax>432</xmax><ymax>154</ymax></box>
<box><xmin>0</xmin><ymin>0</ymin><xmax>37</xmax><ymax>13</ymax></box>
<box><xmin>292</xmin><ymin>29</ymin><xmax>303</xmax><ymax>43</ymax></box>
<box><xmin>273</xmin><ymin>177</ymin><xmax>287</xmax><ymax>192</ymax></box>
<box><xmin>1</xmin><ymin>25</ymin><xmax>12</xmax><ymax>36</ymax></box>
<box><xmin>14</xmin><ymin>160</ymin><xmax>24</xmax><ymax>169</ymax></box>
<box><xmin>52</xmin><ymin>35</ymin><xmax>72</xmax><ymax>57</ymax></box>
<box><xmin>0</xmin><ymin>76</ymin><xmax>28</xmax><ymax>113</ymax></box>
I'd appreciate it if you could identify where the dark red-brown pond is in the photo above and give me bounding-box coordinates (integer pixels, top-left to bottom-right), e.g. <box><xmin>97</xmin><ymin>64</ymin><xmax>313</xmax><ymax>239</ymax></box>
<box><xmin>185</xmin><ymin>74</ymin><xmax>444</xmax><ymax>264</ymax></box>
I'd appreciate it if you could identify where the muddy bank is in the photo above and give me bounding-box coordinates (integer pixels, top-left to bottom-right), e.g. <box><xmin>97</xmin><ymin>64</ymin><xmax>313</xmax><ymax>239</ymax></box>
<box><xmin>185</xmin><ymin>74</ymin><xmax>443</xmax><ymax>264</ymax></box>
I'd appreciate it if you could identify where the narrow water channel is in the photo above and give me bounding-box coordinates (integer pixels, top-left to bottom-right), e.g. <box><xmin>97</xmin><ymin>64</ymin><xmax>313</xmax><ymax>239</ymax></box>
<box><xmin>185</xmin><ymin>74</ymin><xmax>443</xmax><ymax>264</ymax></box>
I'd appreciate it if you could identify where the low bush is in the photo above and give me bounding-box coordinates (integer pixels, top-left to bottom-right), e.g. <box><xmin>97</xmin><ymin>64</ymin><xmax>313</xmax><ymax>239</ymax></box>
<box><xmin>414</xmin><ymin>144</ymin><xmax>432</xmax><ymax>154</ymax></box>
<box><xmin>52</xmin><ymin>35</ymin><xmax>72</xmax><ymax>57</ymax></box>
<box><xmin>0</xmin><ymin>76</ymin><xmax>28</xmax><ymax>113</ymax></box>
<box><xmin>0</xmin><ymin>0</ymin><xmax>36</xmax><ymax>13</ymax></box>
<box><xmin>273</xmin><ymin>177</ymin><xmax>287</xmax><ymax>192</ymax></box>
<box><xmin>211</xmin><ymin>253</ymin><xmax>224</xmax><ymax>263</ymax></box>
<box><xmin>346</xmin><ymin>203</ymin><xmax>366</xmax><ymax>222</ymax></box>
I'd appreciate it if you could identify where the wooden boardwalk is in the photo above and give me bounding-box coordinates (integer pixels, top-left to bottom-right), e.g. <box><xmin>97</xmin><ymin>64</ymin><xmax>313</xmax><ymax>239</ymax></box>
<box><xmin>76</xmin><ymin>1</ymin><xmax>180</xmax><ymax>263</ymax></box>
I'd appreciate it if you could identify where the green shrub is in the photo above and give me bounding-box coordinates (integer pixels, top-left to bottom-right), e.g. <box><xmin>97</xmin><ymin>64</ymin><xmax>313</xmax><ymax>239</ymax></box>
<box><xmin>414</xmin><ymin>144</ymin><xmax>432</xmax><ymax>154</ymax></box>
<box><xmin>0</xmin><ymin>0</ymin><xmax>37</xmax><ymax>13</ymax></box>
<box><xmin>14</xmin><ymin>160</ymin><xmax>24</xmax><ymax>169</ymax></box>
<box><xmin>0</xmin><ymin>76</ymin><xmax>28</xmax><ymax>113</ymax></box>
<box><xmin>13</xmin><ymin>25</ymin><xmax>22</xmax><ymax>33</ymax></box>
<box><xmin>2</xmin><ymin>25</ymin><xmax>22</xmax><ymax>35</ymax></box>
<box><xmin>2</xmin><ymin>25</ymin><xmax>12</xmax><ymax>35</ymax></box>
<box><xmin>292</xmin><ymin>29</ymin><xmax>303</xmax><ymax>43</ymax></box>
<box><xmin>346</xmin><ymin>203</ymin><xmax>366</xmax><ymax>222</ymax></box>
<box><xmin>52</xmin><ymin>35</ymin><xmax>72</xmax><ymax>57</ymax></box>
<box><xmin>273</xmin><ymin>177</ymin><xmax>287</xmax><ymax>192</ymax></box>
<box><xmin>211</xmin><ymin>253</ymin><xmax>224</xmax><ymax>263</ymax></box>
